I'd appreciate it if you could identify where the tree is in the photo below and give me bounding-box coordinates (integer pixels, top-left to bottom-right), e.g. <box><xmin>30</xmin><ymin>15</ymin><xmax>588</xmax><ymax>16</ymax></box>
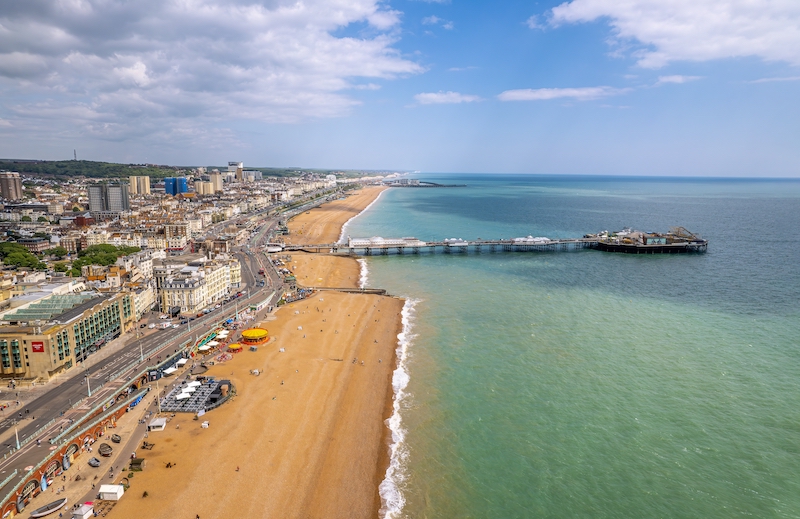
<box><xmin>3</xmin><ymin>251</ymin><xmax>46</xmax><ymax>270</ymax></box>
<box><xmin>53</xmin><ymin>262</ymin><xmax>69</xmax><ymax>272</ymax></box>
<box><xmin>72</xmin><ymin>206</ymin><xmax>81</xmax><ymax>212</ymax></box>
<box><xmin>20</xmin><ymin>216</ymin><xmax>32</xmax><ymax>222</ymax></box>
<box><xmin>37</xmin><ymin>216</ymin><xmax>48</xmax><ymax>222</ymax></box>
<box><xmin>45</xmin><ymin>246</ymin><xmax>68</xmax><ymax>259</ymax></box>
<box><xmin>0</xmin><ymin>242</ymin><xmax>28</xmax><ymax>259</ymax></box>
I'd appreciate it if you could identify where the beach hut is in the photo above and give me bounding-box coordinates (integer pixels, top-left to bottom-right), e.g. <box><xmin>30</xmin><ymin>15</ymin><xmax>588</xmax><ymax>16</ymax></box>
<box><xmin>98</xmin><ymin>484</ymin><xmax>125</xmax><ymax>501</ymax></box>
<box><xmin>148</xmin><ymin>418</ymin><xmax>167</xmax><ymax>431</ymax></box>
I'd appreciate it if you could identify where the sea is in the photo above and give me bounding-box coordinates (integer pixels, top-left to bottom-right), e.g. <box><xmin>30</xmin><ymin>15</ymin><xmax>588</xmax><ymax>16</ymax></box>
<box><xmin>340</xmin><ymin>174</ymin><xmax>800</xmax><ymax>519</ymax></box>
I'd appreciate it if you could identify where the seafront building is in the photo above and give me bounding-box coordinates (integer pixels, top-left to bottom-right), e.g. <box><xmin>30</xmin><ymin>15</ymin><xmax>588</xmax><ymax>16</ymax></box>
<box><xmin>0</xmin><ymin>281</ymin><xmax>135</xmax><ymax>379</ymax></box>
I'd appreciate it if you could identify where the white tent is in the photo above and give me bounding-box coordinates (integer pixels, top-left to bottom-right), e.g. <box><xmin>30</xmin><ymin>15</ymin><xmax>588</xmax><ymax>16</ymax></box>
<box><xmin>99</xmin><ymin>484</ymin><xmax>125</xmax><ymax>501</ymax></box>
<box><xmin>163</xmin><ymin>367</ymin><xmax>177</xmax><ymax>375</ymax></box>
<box><xmin>72</xmin><ymin>504</ymin><xmax>94</xmax><ymax>519</ymax></box>
<box><xmin>217</xmin><ymin>331</ymin><xmax>229</xmax><ymax>337</ymax></box>
<box><xmin>198</xmin><ymin>346</ymin><xmax>211</xmax><ymax>352</ymax></box>
<box><xmin>176</xmin><ymin>359</ymin><xmax>188</xmax><ymax>366</ymax></box>
<box><xmin>187</xmin><ymin>381</ymin><xmax>202</xmax><ymax>387</ymax></box>
<box><xmin>207</xmin><ymin>341</ymin><xmax>220</xmax><ymax>346</ymax></box>
<box><xmin>183</xmin><ymin>386</ymin><xmax>197</xmax><ymax>393</ymax></box>
<box><xmin>176</xmin><ymin>393</ymin><xmax>191</xmax><ymax>400</ymax></box>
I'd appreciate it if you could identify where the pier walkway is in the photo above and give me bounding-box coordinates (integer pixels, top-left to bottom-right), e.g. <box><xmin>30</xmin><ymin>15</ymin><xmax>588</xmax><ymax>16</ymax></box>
<box><xmin>278</xmin><ymin>236</ymin><xmax>707</xmax><ymax>255</ymax></box>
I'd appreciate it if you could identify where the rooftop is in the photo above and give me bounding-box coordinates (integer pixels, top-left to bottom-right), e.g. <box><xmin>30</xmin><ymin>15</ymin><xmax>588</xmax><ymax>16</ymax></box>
<box><xmin>2</xmin><ymin>293</ymin><xmax>107</xmax><ymax>323</ymax></box>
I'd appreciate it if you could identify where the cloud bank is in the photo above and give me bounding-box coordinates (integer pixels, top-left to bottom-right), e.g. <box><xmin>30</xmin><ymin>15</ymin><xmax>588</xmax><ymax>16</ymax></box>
<box><xmin>0</xmin><ymin>0</ymin><xmax>422</xmax><ymax>146</ymax></box>
<box><xmin>550</xmin><ymin>0</ymin><xmax>800</xmax><ymax>68</ymax></box>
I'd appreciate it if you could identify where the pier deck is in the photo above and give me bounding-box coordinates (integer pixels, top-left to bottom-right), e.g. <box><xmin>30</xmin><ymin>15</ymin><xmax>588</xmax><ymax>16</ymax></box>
<box><xmin>279</xmin><ymin>237</ymin><xmax>707</xmax><ymax>255</ymax></box>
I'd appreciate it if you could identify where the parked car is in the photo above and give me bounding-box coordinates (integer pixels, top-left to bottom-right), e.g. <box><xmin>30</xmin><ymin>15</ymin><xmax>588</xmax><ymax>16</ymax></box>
<box><xmin>88</xmin><ymin>457</ymin><xmax>101</xmax><ymax>467</ymax></box>
<box><xmin>180</xmin><ymin>320</ymin><xmax>188</xmax><ymax>325</ymax></box>
<box><xmin>148</xmin><ymin>323</ymin><xmax>156</xmax><ymax>329</ymax></box>
<box><xmin>140</xmin><ymin>323</ymin><xmax>147</xmax><ymax>328</ymax></box>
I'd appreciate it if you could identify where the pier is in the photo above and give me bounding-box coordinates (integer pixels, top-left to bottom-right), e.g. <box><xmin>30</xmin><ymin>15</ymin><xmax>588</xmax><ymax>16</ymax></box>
<box><xmin>277</xmin><ymin>232</ymin><xmax>708</xmax><ymax>255</ymax></box>
<box><xmin>382</xmin><ymin>179</ymin><xmax>467</xmax><ymax>188</ymax></box>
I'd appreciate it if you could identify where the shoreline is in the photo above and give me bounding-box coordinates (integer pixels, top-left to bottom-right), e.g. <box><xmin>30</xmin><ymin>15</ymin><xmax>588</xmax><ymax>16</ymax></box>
<box><xmin>287</xmin><ymin>185</ymin><xmax>404</xmax><ymax>516</ymax></box>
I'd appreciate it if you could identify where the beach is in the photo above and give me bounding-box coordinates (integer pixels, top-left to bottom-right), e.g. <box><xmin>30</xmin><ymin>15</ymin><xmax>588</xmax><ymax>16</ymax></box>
<box><xmin>111</xmin><ymin>185</ymin><xmax>402</xmax><ymax>519</ymax></box>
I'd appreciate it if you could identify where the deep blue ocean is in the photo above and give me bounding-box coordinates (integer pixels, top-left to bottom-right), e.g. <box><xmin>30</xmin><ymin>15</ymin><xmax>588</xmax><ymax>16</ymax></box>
<box><xmin>344</xmin><ymin>174</ymin><xmax>800</xmax><ymax>519</ymax></box>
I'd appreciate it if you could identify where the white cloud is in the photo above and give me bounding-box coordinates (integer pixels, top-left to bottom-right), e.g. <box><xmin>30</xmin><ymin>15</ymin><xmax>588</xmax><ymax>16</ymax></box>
<box><xmin>498</xmin><ymin>86</ymin><xmax>630</xmax><ymax>101</ymax></box>
<box><xmin>656</xmin><ymin>75</ymin><xmax>702</xmax><ymax>85</ymax></box>
<box><xmin>414</xmin><ymin>91</ymin><xmax>482</xmax><ymax>104</ymax></box>
<box><xmin>550</xmin><ymin>0</ymin><xmax>800</xmax><ymax>68</ymax></box>
<box><xmin>422</xmin><ymin>15</ymin><xmax>453</xmax><ymax>29</ymax></box>
<box><xmin>526</xmin><ymin>15</ymin><xmax>543</xmax><ymax>29</ymax></box>
<box><xmin>0</xmin><ymin>0</ymin><xmax>422</xmax><ymax>144</ymax></box>
<box><xmin>448</xmin><ymin>66</ymin><xmax>478</xmax><ymax>72</ymax></box>
<box><xmin>749</xmin><ymin>76</ymin><xmax>800</xmax><ymax>83</ymax></box>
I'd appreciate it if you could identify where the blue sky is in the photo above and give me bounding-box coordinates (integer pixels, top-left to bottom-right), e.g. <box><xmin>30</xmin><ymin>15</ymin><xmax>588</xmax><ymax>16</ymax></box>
<box><xmin>0</xmin><ymin>0</ymin><xmax>798</xmax><ymax>176</ymax></box>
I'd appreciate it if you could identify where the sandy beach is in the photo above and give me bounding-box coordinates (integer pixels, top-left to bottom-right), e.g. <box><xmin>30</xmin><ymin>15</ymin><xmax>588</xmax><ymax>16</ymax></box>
<box><xmin>111</xmin><ymin>186</ymin><xmax>401</xmax><ymax>519</ymax></box>
<box><xmin>286</xmin><ymin>185</ymin><xmax>387</xmax><ymax>245</ymax></box>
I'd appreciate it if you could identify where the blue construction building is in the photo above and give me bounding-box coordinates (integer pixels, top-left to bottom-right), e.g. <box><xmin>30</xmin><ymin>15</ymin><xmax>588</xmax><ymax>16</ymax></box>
<box><xmin>164</xmin><ymin>177</ymin><xmax>189</xmax><ymax>196</ymax></box>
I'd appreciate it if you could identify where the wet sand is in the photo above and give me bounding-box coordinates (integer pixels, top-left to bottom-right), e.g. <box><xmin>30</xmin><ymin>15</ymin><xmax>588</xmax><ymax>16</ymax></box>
<box><xmin>112</xmin><ymin>186</ymin><xmax>399</xmax><ymax>519</ymax></box>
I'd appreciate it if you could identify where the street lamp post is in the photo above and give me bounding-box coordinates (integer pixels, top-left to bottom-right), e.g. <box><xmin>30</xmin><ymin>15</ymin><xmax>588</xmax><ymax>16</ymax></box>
<box><xmin>86</xmin><ymin>372</ymin><xmax>92</xmax><ymax>397</ymax></box>
<box><xmin>14</xmin><ymin>424</ymin><xmax>20</xmax><ymax>450</ymax></box>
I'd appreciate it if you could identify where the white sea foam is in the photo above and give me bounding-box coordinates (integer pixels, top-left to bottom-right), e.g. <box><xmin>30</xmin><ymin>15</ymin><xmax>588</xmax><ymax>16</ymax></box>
<box><xmin>379</xmin><ymin>297</ymin><xmax>418</xmax><ymax>519</ymax></box>
<box><xmin>337</xmin><ymin>188</ymin><xmax>387</xmax><ymax>244</ymax></box>
<box><xmin>357</xmin><ymin>258</ymin><xmax>369</xmax><ymax>289</ymax></box>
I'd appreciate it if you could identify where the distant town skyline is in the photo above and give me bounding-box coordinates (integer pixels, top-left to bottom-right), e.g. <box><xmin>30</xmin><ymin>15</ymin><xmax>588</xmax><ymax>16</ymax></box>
<box><xmin>0</xmin><ymin>0</ymin><xmax>799</xmax><ymax>177</ymax></box>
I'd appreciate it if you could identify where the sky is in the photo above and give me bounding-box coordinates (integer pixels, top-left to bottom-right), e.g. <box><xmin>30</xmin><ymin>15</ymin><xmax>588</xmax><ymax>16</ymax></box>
<box><xmin>0</xmin><ymin>0</ymin><xmax>799</xmax><ymax>176</ymax></box>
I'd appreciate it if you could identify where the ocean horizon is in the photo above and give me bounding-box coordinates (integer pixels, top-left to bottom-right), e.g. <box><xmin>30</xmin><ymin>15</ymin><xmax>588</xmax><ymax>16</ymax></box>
<box><xmin>343</xmin><ymin>174</ymin><xmax>800</xmax><ymax>518</ymax></box>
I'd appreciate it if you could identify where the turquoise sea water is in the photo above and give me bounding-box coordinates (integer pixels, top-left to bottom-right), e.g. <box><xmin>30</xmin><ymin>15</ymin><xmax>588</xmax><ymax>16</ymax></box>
<box><xmin>343</xmin><ymin>175</ymin><xmax>800</xmax><ymax>519</ymax></box>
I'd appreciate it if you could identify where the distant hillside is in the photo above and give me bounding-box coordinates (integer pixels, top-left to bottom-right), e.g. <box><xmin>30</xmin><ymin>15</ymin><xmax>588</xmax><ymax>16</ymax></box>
<box><xmin>1</xmin><ymin>158</ymin><xmax>398</xmax><ymax>180</ymax></box>
<box><xmin>0</xmin><ymin>159</ymin><xmax>182</xmax><ymax>179</ymax></box>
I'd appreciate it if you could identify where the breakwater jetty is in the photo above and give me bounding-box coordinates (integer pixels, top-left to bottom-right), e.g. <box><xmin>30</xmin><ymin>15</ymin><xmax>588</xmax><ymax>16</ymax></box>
<box><xmin>276</xmin><ymin>227</ymin><xmax>708</xmax><ymax>255</ymax></box>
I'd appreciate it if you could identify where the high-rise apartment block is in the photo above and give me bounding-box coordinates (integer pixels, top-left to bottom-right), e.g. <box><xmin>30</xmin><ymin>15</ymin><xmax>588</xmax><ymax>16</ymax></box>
<box><xmin>0</xmin><ymin>172</ymin><xmax>23</xmax><ymax>200</ymax></box>
<box><xmin>87</xmin><ymin>183</ymin><xmax>130</xmax><ymax>212</ymax></box>
<box><xmin>228</xmin><ymin>161</ymin><xmax>243</xmax><ymax>182</ymax></box>
<box><xmin>209</xmin><ymin>172</ymin><xmax>224</xmax><ymax>193</ymax></box>
<box><xmin>106</xmin><ymin>183</ymin><xmax>130</xmax><ymax>211</ymax></box>
<box><xmin>164</xmin><ymin>177</ymin><xmax>189</xmax><ymax>196</ymax></box>
<box><xmin>87</xmin><ymin>185</ymin><xmax>106</xmax><ymax>212</ymax></box>
<box><xmin>128</xmin><ymin>175</ymin><xmax>151</xmax><ymax>195</ymax></box>
<box><xmin>194</xmin><ymin>180</ymin><xmax>214</xmax><ymax>195</ymax></box>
